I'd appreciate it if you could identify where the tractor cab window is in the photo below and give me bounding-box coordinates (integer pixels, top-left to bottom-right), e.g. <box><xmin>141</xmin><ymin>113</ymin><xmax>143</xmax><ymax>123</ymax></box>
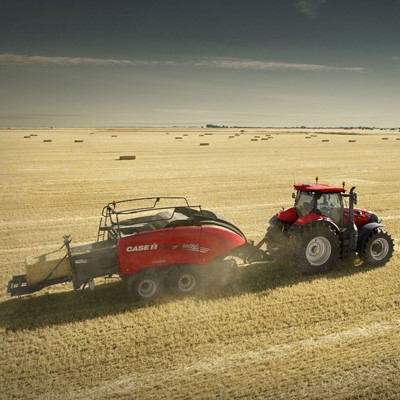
<box><xmin>316</xmin><ymin>193</ymin><xmax>343</xmax><ymax>225</ymax></box>
<box><xmin>295</xmin><ymin>191</ymin><xmax>314</xmax><ymax>217</ymax></box>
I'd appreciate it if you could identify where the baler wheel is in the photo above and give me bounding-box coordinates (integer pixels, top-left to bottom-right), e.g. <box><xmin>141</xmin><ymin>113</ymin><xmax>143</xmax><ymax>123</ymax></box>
<box><xmin>360</xmin><ymin>229</ymin><xmax>394</xmax><ymax>266</ymax></box>
<box><xmin>127</xmin><ymin>271</ymin><xmax>163</xmax><ymax>301</ymax></box>
<box><xmin>291</xmin><ymin>224</ymin><xmax>340</xmax><ymax>275</ymax></box>
<box><xmin>169</xmin><ymin>266</ymin><xmax>201</xmax><ymax>295</ymax></box>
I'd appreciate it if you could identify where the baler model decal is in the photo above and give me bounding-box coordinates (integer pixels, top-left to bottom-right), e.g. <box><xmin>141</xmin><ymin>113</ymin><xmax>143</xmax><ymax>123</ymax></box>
<box><xmin>182</xmin><ymin>243</ymin><xmax>210</xmax><ymax>253</ymax></box>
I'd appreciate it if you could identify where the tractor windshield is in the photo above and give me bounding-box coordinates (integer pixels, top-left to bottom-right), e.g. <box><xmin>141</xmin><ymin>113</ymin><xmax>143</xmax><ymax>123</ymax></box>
<box><xmin>316</xmin><ymin>193</ymin><xmax>343</xmax><ymax>225</ymax></box>
<box><xmin>296</xmin><ymin>191</ymin><xmax>314</xmax><ymax>217</ymax></box>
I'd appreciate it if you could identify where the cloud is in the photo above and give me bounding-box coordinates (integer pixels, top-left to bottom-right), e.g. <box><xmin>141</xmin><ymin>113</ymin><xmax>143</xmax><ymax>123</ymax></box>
<box><xmin>194</xmin><ymin>57</ymin><xmax>366</xmax><ymax>72</ymax></box>
<box><xmin>0</xmin><ymin>53</ymin><xmax>366</xmax><ymax>73</ymax></box>
<box><xmin>296</xmin><ymin>0</ymin><xmax>327</xmax><ymax>18</ymax></box>
<box><xmin>0</xmin><ymin>53</ymin><xmax>179</xmax><ymax>66</ymax></box>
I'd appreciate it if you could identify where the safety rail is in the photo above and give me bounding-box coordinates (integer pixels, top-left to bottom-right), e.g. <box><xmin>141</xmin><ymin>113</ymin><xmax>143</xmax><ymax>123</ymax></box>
<box><xmin>97</xmin><ymin>197</ymin><xmax>203</xmax><ymax>241</ymax></box>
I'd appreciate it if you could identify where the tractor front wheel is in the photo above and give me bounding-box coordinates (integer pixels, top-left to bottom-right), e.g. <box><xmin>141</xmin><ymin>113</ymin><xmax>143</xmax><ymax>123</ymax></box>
<box><xmin>127</xmin><ymin>271</ymin><xmax>163</xmax><ymax>301</ymax></box>
<box><xmin>360</xmin><ymin>229</ymin><xmax>394</xmax><ymax>266</ymax></box>
<box><xmin>291</xmin><ymin>224</ymin><xmax>340</xmax><ymax>275</ymax></box>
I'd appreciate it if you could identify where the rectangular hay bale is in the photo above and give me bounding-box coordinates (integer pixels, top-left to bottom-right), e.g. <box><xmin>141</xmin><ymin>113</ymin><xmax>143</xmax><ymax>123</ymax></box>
<box><xmin>119</xmin><ymin>155</ymin><xmax>136</xmax><ymax>160</ymax></box>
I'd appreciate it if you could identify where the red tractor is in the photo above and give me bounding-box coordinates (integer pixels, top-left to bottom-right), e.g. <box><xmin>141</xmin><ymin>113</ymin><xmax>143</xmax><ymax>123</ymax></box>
<box><xmin>259</xmin><ymin>178</ymin><xmax>395</xmax><ymax>274</ymax></box>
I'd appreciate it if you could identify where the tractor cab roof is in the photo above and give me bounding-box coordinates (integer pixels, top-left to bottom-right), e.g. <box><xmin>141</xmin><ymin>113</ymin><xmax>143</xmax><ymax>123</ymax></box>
<box><xmin>294</xmin><ymin>183</ymin><xmax>346</xmax><ymax>193</ymax></box>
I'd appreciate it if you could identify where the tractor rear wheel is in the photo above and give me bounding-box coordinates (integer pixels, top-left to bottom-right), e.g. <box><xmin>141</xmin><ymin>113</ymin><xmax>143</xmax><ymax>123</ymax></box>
<box><xmin>169</xmin><ymin>266</ymin><xmax>201</xmax><ymax>295</ymax></box>
<box><xmin>127</xmin><ymin>271</ymin><xmax>163</xmax><ymax>301</ymax></box>
<box><xmin>360</xmin><ymin>229</ymin><xmax>394</xmax><ymax>266</ymax></box>
<box><xmin>265</xmin><ymin>225</ymin><xmax>289</xmax><ymax>261</ymax></box>
<box><xmin>291</xmin><ymin>224</ymin><xmax>340</xmax><ymax>275</ymax></box>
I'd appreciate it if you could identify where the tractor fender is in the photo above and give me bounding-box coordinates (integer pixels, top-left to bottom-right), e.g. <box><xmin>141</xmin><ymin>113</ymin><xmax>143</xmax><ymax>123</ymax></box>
<box><xmin>356</xmin><ymin>222</ymin><xmax>384</xmax><ymax>252</ymax></box>
<box><xmin>288</xmin><ymin>214</ymin><xmax>340</xmax><ymax>236</ymax></box>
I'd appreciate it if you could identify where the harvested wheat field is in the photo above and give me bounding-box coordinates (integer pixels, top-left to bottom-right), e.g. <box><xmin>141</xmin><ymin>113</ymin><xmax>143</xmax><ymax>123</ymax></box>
<box><xmin>0</xmin><ymin>127</ymin><xmax>399</xmax><ymax>400</ymax></box>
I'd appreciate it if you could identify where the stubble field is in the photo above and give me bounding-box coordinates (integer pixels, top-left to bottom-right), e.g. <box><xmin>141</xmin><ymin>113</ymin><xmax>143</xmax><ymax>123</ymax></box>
<box><xmin>0</xmin><ymin>127</ymin><xmax>399</xmax><ymax>399</ymax></box>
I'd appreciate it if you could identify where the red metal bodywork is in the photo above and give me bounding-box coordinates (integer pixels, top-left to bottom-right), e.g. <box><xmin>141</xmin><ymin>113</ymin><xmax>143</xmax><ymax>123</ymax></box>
<box><xmin>344</xmin><ymin>208</ymin><xmax>376</xmax><ymax>228</ymax></box>
<box><xmin>275</xmin><ymin>207</ymin><xmax>297</xmax><ymax>222</ymax></box>
<box><xmin>118</xmin><ymin>225</ymin><xmax>246</xmax><ymax>276</ymax></box>
<box><xmin>276</xmin><ymin>206</ymin><xmax>377</xmax><ymax>228</ymax></box>
<box><xmin>294</xmin><ymin>184</ymin><xmax>346</xmax><ymax>193</ymax></box>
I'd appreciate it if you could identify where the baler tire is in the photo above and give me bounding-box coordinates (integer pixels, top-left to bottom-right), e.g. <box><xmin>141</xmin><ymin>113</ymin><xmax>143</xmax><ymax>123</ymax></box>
<box><xmin>168</xmin><ymin>266</ymin><xmax>201</xmax><ymax>296</ymax></box>
<box><xmin>291</xmin><ymin>224</ymin><xmax>340</xmax><ymax>275</ymax></box>
<box><xmin>360</xmin><ymin>229</ymin><xmax>394</xmax><ymax>266</ymax></box>
<box><xmin>127</xmin><ymin>271</ymin><xmax>163</xmax><ymax>301</ymax></box>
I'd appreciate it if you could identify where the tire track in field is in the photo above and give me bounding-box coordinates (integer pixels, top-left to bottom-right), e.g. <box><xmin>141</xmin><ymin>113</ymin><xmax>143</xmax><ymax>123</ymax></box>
<box><xmin>46</xmin><ymin>318</ymin><xmax>400</xmax><ymax>400</ymax></box>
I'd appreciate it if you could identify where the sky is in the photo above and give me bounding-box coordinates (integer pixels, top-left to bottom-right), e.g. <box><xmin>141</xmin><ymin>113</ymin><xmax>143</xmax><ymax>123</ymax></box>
<box><xmin>0</xmin><ymin>0</ymin><xmax>399</xmax><ymax>127</ymax></box>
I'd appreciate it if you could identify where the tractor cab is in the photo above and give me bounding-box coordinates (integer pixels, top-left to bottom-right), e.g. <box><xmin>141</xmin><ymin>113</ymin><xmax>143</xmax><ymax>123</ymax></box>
<box><xmin>294</xmin><ymin>183</ymin><xmax>346</xmax><ymax>226</ymax></box>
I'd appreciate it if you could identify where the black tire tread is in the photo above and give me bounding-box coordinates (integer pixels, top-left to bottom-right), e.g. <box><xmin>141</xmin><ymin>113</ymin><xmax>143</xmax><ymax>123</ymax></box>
<box><xmin>360</xmin><ymin>228</ymin><xmax>394</xmax><ymax>266</ymax></box>
<box><xmin>290</xmin><ymin>223</ymin><xmax>340</xmax><ymax>275</ymax></box>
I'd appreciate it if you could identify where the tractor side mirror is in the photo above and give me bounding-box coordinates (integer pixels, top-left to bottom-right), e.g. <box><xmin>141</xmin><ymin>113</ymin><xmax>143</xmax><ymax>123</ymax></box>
<box><xmin>354</xmin><ymin>193</ymin><xmax>357</xmax><ymax>205</ymax></box>
<box><xmin>292</xmin><ymin>192</ymin><xmax>295</xmax><ymax>199</ymax></box>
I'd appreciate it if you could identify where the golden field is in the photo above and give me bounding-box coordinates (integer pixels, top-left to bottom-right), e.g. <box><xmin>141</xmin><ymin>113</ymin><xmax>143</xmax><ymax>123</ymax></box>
<box><xmin>0</xmin><ymin>127</ymin><xmax>399</xmax><ymax>400</ymax></box>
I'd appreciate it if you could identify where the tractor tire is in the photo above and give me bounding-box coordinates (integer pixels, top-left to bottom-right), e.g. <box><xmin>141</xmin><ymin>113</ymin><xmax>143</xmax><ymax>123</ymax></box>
<box><xmin>127</xmin><ymin>271</ymin><xmax>163</xmax><ymax>301</ymax></box>
<box><xmin>291</xmin><ymin>224</ymin><xmax>340</xmax><ymax>275</ymax></box>
<box><xmin>265</xmin><ymin>226</ymin><xmax>289</xmax><ymax>261</ymax></box>
<box><xmin>360</xmin><ymin>229</ymin><xmax>394</xmax><ymax>266</ymax></box>
<box><xmin>168</xmin><ymin>265</ymin><xmax>201</xmax><ymax>296</ymax></box>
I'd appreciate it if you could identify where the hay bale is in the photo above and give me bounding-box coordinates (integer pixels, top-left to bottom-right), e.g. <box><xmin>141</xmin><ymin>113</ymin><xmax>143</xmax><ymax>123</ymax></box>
<box><xmin>30</xmin><ymin>134</ymin><xmax>38</xmax><ymax>137</ymax></box>
<box><xmin>396</xmin><ymin>138</ymin><xmax>400</xmax><ymax>140</ymax></box>
<box><xmin>119</xmin><ymin>155</ymin><xmax>136</xmax><ymax>160</ymax></box>
<box><xmin>111</xmin><ymin>135</ymin><xmax>118</xmax><ymax>137</ymax></box>
<box><xmin>25</xmin><ymin>254</ymin><xmax>71</xmax><ymax>285</ymax></box>
<box><xmin>175</xmin><ymin>137</ymin><xmax>183</xmax><ymax>140</ymax></box>
<box><xmin>348</xmin><ymin>139</ymin><xmax>356</xmax><ymax>143</ymax></box>
<box><xmin>228</xmin><ymin>136</ymin><xmax>235</xmax><ymax>138</ymax></box>
<box><xmin>75</xmin><ymin>139</ymin><xmax>84</xmax><ymax>143</ymax></box>
<box><xmin>43</xmin><ymin>139</ymin><xmax>52</xmax><ymax>143</ymax></box>
<box><xmin>322</xmin><ymin>139</ymin><xmax>330</xmax><ymax>142</ymax></box>
<box><xmin>251</xmin><ymin>139</ymin><xmax>258</xmax><ymax>142</ymax></box>
<box><xmin>183</xmin><ymin>134</ymin><xmax>188</xmax><ymax>136</ymax></box>
<box><xmin>90</xmin><ymin>132</ymin><xmax>95</xmax><ymax>135</ymax></box>
<box><xmin>23</xmin><ymin>136</ymin><xmax>30</xmax><ymax>138</ymax></box>
<box><xmin>305</xmin><ymin>136</ymin><xmax>311</xmax><ymax>139</ymax></box>
<box><xmin>382</xmin><ymin>137</ymin><xmax>389</xmax><ymax>140</ymax></box>
<box><xmin>254</xmin><ymin>135</ymin><xmax>260</xmax><ymax>138</ymax></box>
<box><xmin>204</xmin><ymin>133</ymin><xmax>214</xmax><ymax>136</ymax></box>
<box><xmin>199</xmin><ymin>143</ymin><xmax>209</xmax><ymax>146</ymax></box>
<box><xmin>261</xmin><ymin>138</ymin><xmax>269</xmax><ymax>141</ymax></box>
<box><xmin>235</xmin><ymin>133</ymin><xmax>240</xmax><ymax>136</ymax></box>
